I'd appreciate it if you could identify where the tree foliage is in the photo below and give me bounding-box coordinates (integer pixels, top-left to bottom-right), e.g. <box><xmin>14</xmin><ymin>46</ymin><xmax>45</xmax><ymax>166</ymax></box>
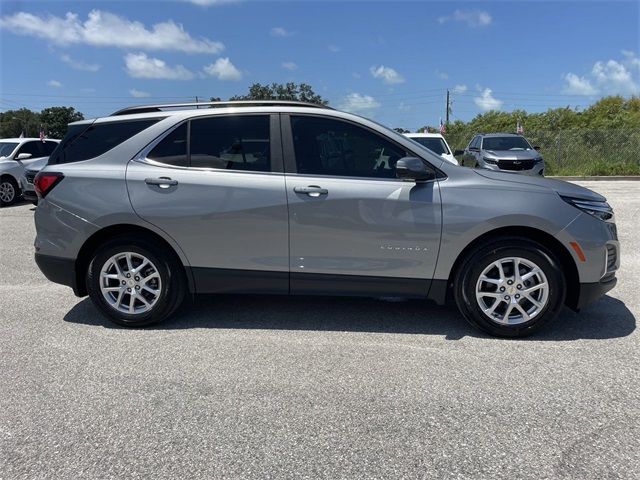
<box><xmin>40</xmin><ymin>107</ymin><xmax>84</xmax><ymax>138</ymax></box>
<box><xmin>0</xmin><ymin>108</ymin><xmax>41</xmax><ymax>138</ymax></box>
<box><xmin>223</xmin><ymin>82</ymin><xmax>329</xmax><ymax>105</ymax></box>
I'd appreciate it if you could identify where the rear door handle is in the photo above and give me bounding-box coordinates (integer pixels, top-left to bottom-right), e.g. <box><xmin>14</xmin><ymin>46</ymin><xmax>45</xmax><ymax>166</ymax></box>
<box><xmin>145</xmin><ymin>177</ymin><xmax>178</xmax><ymax>188</ymax></box>
<box><xmin>294</xmin><ymin>185</ymin><xmax>328</xmax><ymax>197</ymax></box>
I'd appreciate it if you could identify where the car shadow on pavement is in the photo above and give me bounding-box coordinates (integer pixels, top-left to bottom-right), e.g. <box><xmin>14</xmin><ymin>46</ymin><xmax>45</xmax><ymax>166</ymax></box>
<box><xmin>63</xmin><ymin>293</ymin><xmax>635</xmax><ymax>341</ymax></box>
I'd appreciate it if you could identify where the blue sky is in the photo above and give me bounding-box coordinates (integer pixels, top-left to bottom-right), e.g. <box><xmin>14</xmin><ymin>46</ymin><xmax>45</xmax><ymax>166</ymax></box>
<box><xmin>1</xmin><ymin>0</ymin><xmax>639</xmax><ymax>130</ymax></box>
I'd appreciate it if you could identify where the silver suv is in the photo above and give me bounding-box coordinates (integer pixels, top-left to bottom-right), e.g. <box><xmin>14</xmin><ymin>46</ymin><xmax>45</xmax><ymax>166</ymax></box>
<box><xmin>460</xmin><ymin>133</ymin><xmax>545</xmax><ymax>176</ymax></box>
<box><xmin>33</xmin><ymin>101</ymin><xmax>618</xmax><ymax>337</ymax></box>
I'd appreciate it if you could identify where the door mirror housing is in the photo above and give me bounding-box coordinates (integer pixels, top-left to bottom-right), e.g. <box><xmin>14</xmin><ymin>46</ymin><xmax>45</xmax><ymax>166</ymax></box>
<box><xmin>396</xmin><ymin>157</ymin><xmax>435</xmax><ymax>181</ymax></box>
<box><xmin>15</xmin><ymin>153</ymin><xmax>32</xmax><ymax>160</ymax></box>
<box><xmin>453</xmin><ymin>149</ymin><xmax>465</xmax><ymax>156</ymax></box>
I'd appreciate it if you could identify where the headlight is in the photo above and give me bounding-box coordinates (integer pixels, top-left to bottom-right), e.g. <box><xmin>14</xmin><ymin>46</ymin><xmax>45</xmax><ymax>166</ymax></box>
<box><xmin>561</xmin><ymin>196</ymin><xmax>614</xmax><ymax>222</ymax></box>
<box><xmin>534</xmin><ymin>156</ymin><xmax>544</xmax><ymax>163</ymax></box>
<box><xmin>482</xmin><ymin>156</ymin><xmax>498</xmax><ymax>164</ymax></box>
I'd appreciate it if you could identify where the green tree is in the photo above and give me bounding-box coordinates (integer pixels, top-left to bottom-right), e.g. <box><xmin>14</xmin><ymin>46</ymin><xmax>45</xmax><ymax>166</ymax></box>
<box><xmin>224</xmin><ymin>82</ymin><xmax>329</xmax><ymax>105</ymax></box>
<box><xmin>393</xmin><ymin>127</ymin><xmax>410</xmax><ymax>133</ymax></box>
<box><xmin>39</xmin><ymin>106</ymin><xmax>84</xmax><ymax>139</ymax></box>
<box><xmin>0</xmin><ymin>108</ymin><xmax>40</xmax><ymax>137</ymax></box>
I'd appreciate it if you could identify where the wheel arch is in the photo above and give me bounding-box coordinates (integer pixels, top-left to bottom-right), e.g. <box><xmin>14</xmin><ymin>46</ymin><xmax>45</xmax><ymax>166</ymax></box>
<box><xmin>74</xmin><ymin>224</ymin><xmax>194</xmax><ymax>297</ymax></box>
<box><xmin>444</xmin><ymin>226</ymin><xmax>579</xmax><ymax>309</ymax></box>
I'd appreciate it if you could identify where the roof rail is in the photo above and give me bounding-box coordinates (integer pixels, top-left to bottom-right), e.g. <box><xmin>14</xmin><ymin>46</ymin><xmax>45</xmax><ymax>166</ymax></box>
<box><xmin>110</xmin><ymin>100</ymin><xmax>333</xmax><ymax>116</ymax></box>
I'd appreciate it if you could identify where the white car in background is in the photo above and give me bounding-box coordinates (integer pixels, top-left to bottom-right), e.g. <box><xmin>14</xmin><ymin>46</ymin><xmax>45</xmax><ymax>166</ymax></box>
<box><xmin>404</xmin><ymin>133</ymin><xmax>458</xmax><ymax>165</ymax></box>
<box><xmin>0</xmin><ymin>138</ymin><xmax>59</xmax><ymax>206</ymax></box>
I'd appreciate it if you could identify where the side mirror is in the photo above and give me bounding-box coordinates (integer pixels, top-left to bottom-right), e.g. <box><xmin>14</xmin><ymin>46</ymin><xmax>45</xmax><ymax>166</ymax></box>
<box><xmin>396</xmin><ymin>157</ymin><xmax>435</xmax><ymax>181</ymax></box>
<box><xmin>453</xmin><ymin>149</ymin><xmax>465</xmax><ymax>156</ymax></box>
<box><xmin>533</xmin><ymin>146</ymin><xmax>541</xmax><ymax>151</ymax></box>
<box><xmin>15</xmin><ymin>153</ymin><xmax>32</xmax><ymax>160</ymax></box>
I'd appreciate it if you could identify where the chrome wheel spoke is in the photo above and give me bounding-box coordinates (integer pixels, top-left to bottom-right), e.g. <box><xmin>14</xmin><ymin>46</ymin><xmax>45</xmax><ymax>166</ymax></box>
<box><xmin>475</xmin><ymin>256</ymin><xmax>549</xmax><ymax>326</ymax></box>
<box><xmin>99</xmin><ymin>252</ymin><xmax>162</xmax><ymax>315</ymax></box>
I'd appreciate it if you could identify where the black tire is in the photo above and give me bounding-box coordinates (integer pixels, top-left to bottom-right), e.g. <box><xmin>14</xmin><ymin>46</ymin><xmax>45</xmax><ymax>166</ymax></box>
<box><xmin>0</xmin><ymin>176</ymin><xmax>19</xmax><ymax>207</ymax></box>
<box><xmin>453</xmin><ymin>237</ymin><xmax>565</xmax><ymax>337</ymax></box>
<box><xmin>86</xmin><ymin>235</ymin><xmax>186</xmax><ymax>327</ymax></box>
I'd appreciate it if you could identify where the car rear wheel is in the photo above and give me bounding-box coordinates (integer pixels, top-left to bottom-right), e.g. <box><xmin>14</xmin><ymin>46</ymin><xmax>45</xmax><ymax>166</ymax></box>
<box><xmin>0</xmin><ymin>177</ymin><xmax>19</xmax><ymax>206</ymax></box>
<box><xmin>86</xmin><ymin>236</ymin><xmax>186</xmax><ymax>327</ymax></box>
<box><xmin>454</xmin><ymin>238</ymin><xmax>565</xmax><ymax>337</ymax></box>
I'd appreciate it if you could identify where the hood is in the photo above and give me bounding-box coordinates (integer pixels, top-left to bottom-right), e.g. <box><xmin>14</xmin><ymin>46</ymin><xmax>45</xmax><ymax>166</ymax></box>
<box><xmin>26</xmin><ymin>157</ymin><xmax>49</xmax><ymax>172</ymax></box>
<box><xmin>473</xmin><ymin>169</ymin><xmax>606</xmax><ymax>202</ymax></box>
<box><xmin>483</xmin><ymin>149</ymin><xmax>540</xmax><ymax>160</ymax></box>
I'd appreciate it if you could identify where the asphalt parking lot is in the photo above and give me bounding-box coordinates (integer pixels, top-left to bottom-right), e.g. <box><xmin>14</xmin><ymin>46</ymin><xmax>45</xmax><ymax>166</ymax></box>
<box><xmin>1</xmin><ymin>180</ymin><xmax>638</xmax><ymax>479</ymax></box>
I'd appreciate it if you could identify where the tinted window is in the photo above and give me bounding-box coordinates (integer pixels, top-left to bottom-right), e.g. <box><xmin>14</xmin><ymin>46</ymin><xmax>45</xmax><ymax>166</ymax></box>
<box><xmin>50</xmin><ymin>119</ymin><xmax>159</xmax><ymax>164</ymax></box>
<box><xmin>410</xmin><ymin>137</ymin><xmax>450</xmax><ymax>155</ymax></box>
<box><xmin>291</xmin><ymin>116</ymin><xmax>406</xmax><ymax>178</ymax></box>
<box><xmin>148</xmin><ymin>123</ymin><xmax>188</xmax><ymax>167</ymax></box>
<box><xmin>482</xmin><ymin>136</ymin><xmax>533</xmax><ymax>151</ymax></box>
<box><xmin>0</xmin><ymin>142</ymin><xmax>18</xmax><ymax>157</ymax></box>
<box><xmin>43</xmin><ymin>141</ymin><xmax>58</xmax><ymax>155</ymax></box>
<box><xmin>470</xmin><ymin>136</ymin><xmax>480</xmax><ymax>149</ymax></box>
<box><xmin>16</xmin><ymin>141</ymin><xmax>45</xmax><ymax>158</ymax></box>
<box><xmin>189</xmin><ymin>115</ymin><xmax>270</xmax><ymax>171</ymax></box>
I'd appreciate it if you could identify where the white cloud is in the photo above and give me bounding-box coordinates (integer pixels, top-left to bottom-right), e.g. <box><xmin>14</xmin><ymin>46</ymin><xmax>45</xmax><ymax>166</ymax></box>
<box><xmin>59</xmin><ymin>53</ymin><xmax>100</xmax><ymax>72</ymax></box>
<box><xmin>203</xmin><ymin>57</ymin><xmax>242</xmax><ymax>80</ymax></box>
<box><xmin>592</xmin><ymin>59</ymin><xmax>639</xmax><ymax>95</ymax></box>
<box><xmin>398</xmin><ymin>101</ymin><xmax>411</xmax><ymax>112</ymax></box>
<box><xmin>281</xmin><ymin>61</ymin><xmax>297</xmax><ymax>71</ymax></box>
<box><xmin>270</xmin><ymin>27</ymin><xmax>293</xmax><ymax>37</ymax></box>
<box><xmin>124</xmin><ymin>53</ymin><xmax>194</xmax><ymax>80</ymax></box>
<box><xmin>328</xmin><ymin>44</ymin><xmax>340</xmax><ymax>53</ymax></box>
<box><xmin>474</xmin><ymin>87</ymin><xmax>502</xmax><ymax>111</ymax></box>
<box><xmin>129</xmin><ymin>88</ymin><xmax>150</xmax><ymax>98</ymax></box>
<box><xmin>562</xmin><ymin>53</ymin><xmax>639</xmax><ymax>96</ymax></box>
<box><xmin>436</xmin><ymin>70</ymin><xmax>448</xmax><ymax>80</ymax></box>
<box><xmin>562</xmin><ymin>73</ymin><xmax>598</xmax><ymax>95</ymax></box>
<box><xmin>339</xmin><ymin>93</ymin><xmax>380</xmax><ymax>113</ymax></box>
<box><xmin>438</xmin><ymin>9</ymin><xmax>492</xmax><ymax>27</ymax></box>
<box><xmin>47</xmin><ymin>80</ymin><xmax>62</xmax><ymax>88</ymax></box>
<box><xmin>0</xmin><ymin>10</ymin><xmax>224</xmax><ymax>54</ymax></box>
<box><xmin>452</xmin><ymin>84</ymin><xmax>467</xmax><ymax>94</ymax></box>
<box><xmin>370</xmin><ymin>65</ymin><xmax>405</xmax><ymax>84</ymax></box>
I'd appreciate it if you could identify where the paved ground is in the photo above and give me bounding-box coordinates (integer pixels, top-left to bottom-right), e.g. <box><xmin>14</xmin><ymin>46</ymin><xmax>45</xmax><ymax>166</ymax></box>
<box><xmin>1</xmin><ymin>181</ymin><xmax>638</xmax><ymax>479</ymax></box>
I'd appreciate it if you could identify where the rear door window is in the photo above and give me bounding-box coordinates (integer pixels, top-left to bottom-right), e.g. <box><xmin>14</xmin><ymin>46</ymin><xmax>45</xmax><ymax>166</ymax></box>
<box><xmin>49</xmin><ymin>119</ymin><xmax>159</xmax><ymax>164</ymax></box>
<box><xmin>189</xmin><ymin>115</ymin><xmax>270</xmax><ymax>172</ymax></box>
<box><xmin>147</xmin><ymin>123</ymin><xmax>188</xmax><ymax>167</ymax></box>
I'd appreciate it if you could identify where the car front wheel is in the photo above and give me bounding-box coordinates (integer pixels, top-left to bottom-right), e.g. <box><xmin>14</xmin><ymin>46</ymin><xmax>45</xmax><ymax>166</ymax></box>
<box><xmin>454</xmin><ymin>238</ymin><xmax>566</xmax><ymax>337</ymax></box>
<box><xmin>0</xmin><ymin>177</ymin><xmax>19</xmax><ymax>206</ymax></box>
<box><xmin>86</xmin><ymin>236</ymin><xmax>186</xmax><ymax>327</ymax></box>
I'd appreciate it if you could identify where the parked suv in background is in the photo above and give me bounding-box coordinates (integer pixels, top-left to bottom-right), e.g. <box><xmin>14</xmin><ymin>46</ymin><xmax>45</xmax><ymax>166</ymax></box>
<box><xmin>404</xmin><ymin>132</ymin><xmax>458</xmax><ymax>165</ymax></box>
<box><xmin>33</xmin><ymin>101</ymin><xmax>618</xmax><ymax>337</ymax></box>
<box><xmin>460</xmin><ymin>133</ymin><xmax>544</xmax><ymax>176</ymax></box>
<box><xmin>0</xmin><ymin>138</ymin><xmax>59</xmax><ymax>206</ymax></box>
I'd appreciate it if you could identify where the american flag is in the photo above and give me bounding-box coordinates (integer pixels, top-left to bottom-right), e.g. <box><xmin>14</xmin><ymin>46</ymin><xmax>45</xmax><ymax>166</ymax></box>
<box><xmin>39</xmin><ymin>127</ymin><xmax>45</xmax><ymax>142</ymax></box>
<box><xmin>516</xmin><ymin>121</ymin><xmax>523</xmax><ymax>134</ymax></box>
<box><xmin>439</xmin><ymin>118</ymin><xmax>446</xmax><ymax>135</ymax></box>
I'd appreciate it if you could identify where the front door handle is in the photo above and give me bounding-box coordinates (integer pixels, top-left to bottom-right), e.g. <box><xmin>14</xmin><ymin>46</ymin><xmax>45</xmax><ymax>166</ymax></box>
<box><xmin>294</xmin><ymin>185</ymin><xmax>328</xmax><ymax>197</ymax></box>
<box><xmin>145</xmin><ymin>177</ymin><xmax>178</xmax><ymax>188</ymax></box>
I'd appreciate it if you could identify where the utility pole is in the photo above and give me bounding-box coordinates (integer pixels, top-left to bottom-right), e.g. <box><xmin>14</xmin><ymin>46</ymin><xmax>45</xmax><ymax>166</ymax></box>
<box><xmin>445</xmin><ymin>89</ymin><xmax>451</xmax><ymax>125</ymax></box>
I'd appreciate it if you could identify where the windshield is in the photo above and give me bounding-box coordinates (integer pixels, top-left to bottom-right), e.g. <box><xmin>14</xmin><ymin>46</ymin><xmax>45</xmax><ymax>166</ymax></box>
<box><xmin>0</xmin><ymin>142</ymin><xmax>18</xmax><ymax>158</ymax></box>
<box><xmin>482</xmin><ymin>136</ymin><xmax>532</xmax><ymax>151</ymax></box>
<box><xmin>410</xmin><ymin>137</ymin><xmax>450</xmax><ymax>155</ymax></box>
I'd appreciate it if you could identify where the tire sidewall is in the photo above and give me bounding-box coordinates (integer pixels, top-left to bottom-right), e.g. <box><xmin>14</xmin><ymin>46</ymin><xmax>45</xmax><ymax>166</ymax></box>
<box><xmin>457</xmin><ymin>240</ymin><xmax>565</xmax><ymax>337</ymax></box>
<box><xmin>87</xmin><ymin>241</ymin><xmax>182</xmax><ymax>327</ymax></box>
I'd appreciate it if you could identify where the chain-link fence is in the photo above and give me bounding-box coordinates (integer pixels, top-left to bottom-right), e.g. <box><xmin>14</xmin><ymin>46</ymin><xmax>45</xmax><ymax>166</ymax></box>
<box><xmin>445</xmin><ymin>129</ymin><xmax>640</xmax><ymax>175</ymax></box>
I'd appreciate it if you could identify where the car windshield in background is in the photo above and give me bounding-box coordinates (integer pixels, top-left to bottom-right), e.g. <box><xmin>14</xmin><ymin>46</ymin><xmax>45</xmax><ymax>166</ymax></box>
<box><xmin>0</xmin><ymin>142</ymin><xmax>18</xmax><ymax>158</ymax></box>
<box><xmin>411</xmin><ymin>137</ymin><xmax>450</xmax><ymax>155</ymax></box>
<box><xmin>482</xmin><ymin>136</ymin><xmax>532</xmax><ymax>151</ymax></box>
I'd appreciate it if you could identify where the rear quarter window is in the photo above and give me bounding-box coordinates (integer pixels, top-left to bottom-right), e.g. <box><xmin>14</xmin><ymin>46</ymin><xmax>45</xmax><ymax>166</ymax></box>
<box><xmin>50</xmin><ymin>119</ymin><xmax>159</xmax><ymax>164</ymax></box>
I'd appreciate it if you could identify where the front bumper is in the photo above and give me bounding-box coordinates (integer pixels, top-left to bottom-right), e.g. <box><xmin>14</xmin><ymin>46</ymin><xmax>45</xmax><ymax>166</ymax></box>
<box><xmin>34</xmin><ymin>253</ymin><xmax>80</xmax><ymax>296</ymax></box>
<box><xmin>573</xmin><ymin>276</ymin><xmax>617</xmax><ymax>310</ymax></box>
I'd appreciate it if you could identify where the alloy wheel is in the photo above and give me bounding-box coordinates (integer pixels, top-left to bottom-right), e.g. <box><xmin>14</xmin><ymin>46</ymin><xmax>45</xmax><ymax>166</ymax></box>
<box><xmin>475</xmin><ymin>256</ymin><xmax>549</xmax><ymax>325</ymax></box>
<box><xmin>0</xmin><ymin>181</ymin><xmax>15</xmax><ymax>203</ymax></box>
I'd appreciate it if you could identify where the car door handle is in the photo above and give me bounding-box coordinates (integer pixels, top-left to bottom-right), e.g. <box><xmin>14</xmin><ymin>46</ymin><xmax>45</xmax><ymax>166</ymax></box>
<box><xmin>145</xmin><ymin>177</ymin><xmax>178</xmax><ymax>188</ymax></box>
<box><xmin>294</xmin><ymin>186</ymin><xmax>328</xmax><ymax>197</ymax></box>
